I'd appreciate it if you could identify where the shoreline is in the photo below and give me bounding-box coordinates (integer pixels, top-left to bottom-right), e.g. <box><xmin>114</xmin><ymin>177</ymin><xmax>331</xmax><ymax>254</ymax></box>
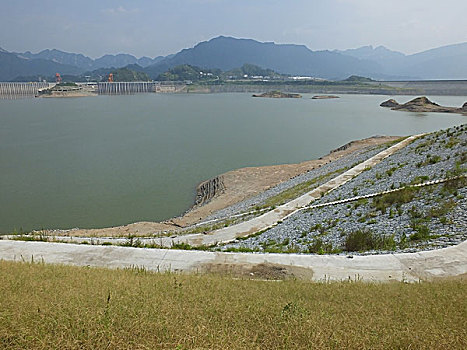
<box><xmin>40</xmin><ymin>135</ymin><xmax>399</xmax><ymax>237</ymax></box>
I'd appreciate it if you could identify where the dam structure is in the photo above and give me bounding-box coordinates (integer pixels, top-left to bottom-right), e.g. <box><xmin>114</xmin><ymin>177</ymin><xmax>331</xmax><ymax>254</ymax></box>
<box><xmin>97</xmin><ymin>82</ymin><xmax>156</xmax><ymax>95</ymax></box>
<box><xmin>0</xmin><ymin>82</ymin><xmax>52</xmax><ymax>98</ymax></box>
<box><xmin>98</xmin><ymin>81</ymin><xmax>187</xmax><ymax>95</ymax></box>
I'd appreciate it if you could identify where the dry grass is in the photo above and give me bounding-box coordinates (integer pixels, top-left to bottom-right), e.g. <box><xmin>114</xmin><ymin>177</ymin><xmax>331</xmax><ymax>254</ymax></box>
<box><xmin>0</xmin><ymin>261</ymin><xmax>466</xmax><ymax>349</ymax></box>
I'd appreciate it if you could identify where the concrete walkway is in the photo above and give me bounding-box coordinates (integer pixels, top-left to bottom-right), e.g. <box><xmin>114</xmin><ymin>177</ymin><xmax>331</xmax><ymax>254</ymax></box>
<box><xmin>0</xmin><ymin>239</ymin><xmax>465</xmax><ymax>282</ymax></box>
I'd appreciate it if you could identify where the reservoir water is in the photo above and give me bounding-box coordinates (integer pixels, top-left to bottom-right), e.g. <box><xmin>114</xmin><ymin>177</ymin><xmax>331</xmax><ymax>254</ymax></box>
<box><xmin>1</xmin><ymin>93</ymin><xmax>466</xmax><ymax>233</ymax></box>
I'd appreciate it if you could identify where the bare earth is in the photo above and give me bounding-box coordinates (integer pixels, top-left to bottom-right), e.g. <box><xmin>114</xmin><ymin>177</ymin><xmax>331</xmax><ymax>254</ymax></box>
<box><xmin>51</xmin><ymin>135</ymin><xmax>398</xmax><ymax>237</ymax></box>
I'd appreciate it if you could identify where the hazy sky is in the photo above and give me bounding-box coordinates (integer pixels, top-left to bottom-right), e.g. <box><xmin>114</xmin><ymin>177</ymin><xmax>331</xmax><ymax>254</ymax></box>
<box><xmin>1</xmin><ymin>0</ymin><xmax>466</xmax><ymax>58</ymax></box>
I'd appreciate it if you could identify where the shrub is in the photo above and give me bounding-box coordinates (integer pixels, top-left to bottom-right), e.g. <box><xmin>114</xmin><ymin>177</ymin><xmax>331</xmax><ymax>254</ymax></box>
<box><xmin>121</xmin><ymin>236</ymin><xmax>143</xmax><ymax>248</ymax></box>
<box><xmin>443</xmin><ymin>175</ymin><xmax>466</xmax><ymax>194</ymax></box>
<box><xmin>409</xmin><ymin>205</ymin><xmax>423</xmax><ymax>219</ymax></box>
<box><xmin>410</xmin><ymin>176</ymin><xmax>429</xmax><ymax>185</ymax></box>
<box><xmin>372</xmin><ymin>187</ymin><xmax>415</xmax><ymax>213</ymax></box>
<box><xmin>224</xmin><ymin>246</ymin><xmax>258</xmax><ymax>253</ymax></box>
<box><xmin>445</xmin><ymin>136</ymin><xmax>460</xmax><ymax>148</ymax></box>
<box><xmin>410</xmin><ymin>225</ymin><xmax>430</xmax><ymax>241</ymax></box>
<box><xmin>428</xmin><ymin>155</ymin><xmax>441</xmax><ymax>164</ymax></box>
<box><xmin>307</xmin><ymin>238</ymin><xmax>338</xmax><ymax>254</ymax></box>
<box><xmin>171</xmin><ymin>242</ymin><xmax>194</xmax><ymax>250</ymax></box>
<box><xmin>429</xmin><ymin>200</ymin><xmax>456</xmax><ymax>218</ymax></box>
<box><xmin>386</xmin><ymin>167</ymin><xmax>397</xmax><ymax>177</ymax></box>
<box><xmin>344</xmin><ymin>229</ymin><xmax>396</xmax><ymax>252</ymax></box>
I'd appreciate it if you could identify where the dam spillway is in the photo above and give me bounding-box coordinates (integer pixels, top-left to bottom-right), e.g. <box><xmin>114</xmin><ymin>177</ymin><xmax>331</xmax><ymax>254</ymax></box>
<box><xmin>98</xmin><ymin>82</ymin><xmax>187</xmax><ymax>95</ymax></box>
<box><xmin>0</xmin><ymin>82</ymin><xmax>51</xmax><ymax>98</ymax></box>
<box><xmin>0</xmin><ymin>81</ymin><xmax>186</xmax><ymax>97</ymax></box>
<box><xmin>97</xmin><ymin>82</ymin><xmax>156</xmax><ymax>95</ymax></box>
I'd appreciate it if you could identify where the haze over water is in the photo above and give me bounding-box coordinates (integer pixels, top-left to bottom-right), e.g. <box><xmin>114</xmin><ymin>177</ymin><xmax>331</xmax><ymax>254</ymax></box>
<box><xmin>0</xmin><ymin>93</ymin><xmax>465</xmax><ymax>233</ymax></box>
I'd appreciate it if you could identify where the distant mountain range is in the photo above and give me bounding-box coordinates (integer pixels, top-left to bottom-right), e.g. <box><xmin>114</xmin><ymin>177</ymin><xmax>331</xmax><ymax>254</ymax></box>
<box><xmin>0</xmin><ymin>51</ymin><xmax>82</xmax><ymax>81</ymax></box>
<box><xmin>16</xmin><ymin>49</ymin><xmax>166</xmax><ymax>70</ymax></box>
<box><xmin>1</xmin><ymin>36</ymin><xmax>466</xmax><ymax>81</ymax></box>
<box><xmin>336</xmin><ymin>42</ymin><xmax>467</xmax><ymax>80</ymax></box>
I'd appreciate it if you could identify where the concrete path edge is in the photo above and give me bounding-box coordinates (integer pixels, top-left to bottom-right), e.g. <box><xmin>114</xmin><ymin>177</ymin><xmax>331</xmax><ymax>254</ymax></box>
<box><xmin>1</xmin><ymin>239</ymin><xmax>466</xmax><ymax>282</ymax></box>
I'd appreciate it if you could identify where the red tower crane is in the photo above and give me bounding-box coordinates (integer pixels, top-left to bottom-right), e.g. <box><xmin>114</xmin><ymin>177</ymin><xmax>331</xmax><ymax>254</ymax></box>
<box><xmin>55</xmin><ymin>73</ymin><xmax>62</xmax><ymax>84</ymax></box>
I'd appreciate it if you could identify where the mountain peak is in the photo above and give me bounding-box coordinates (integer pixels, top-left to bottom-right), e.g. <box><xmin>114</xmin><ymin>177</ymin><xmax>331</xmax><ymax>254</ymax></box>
<box><xmin>202</xmin><ymin>36</ymin><xmax>262</xmax><ymax>46</ymax></box>
<box><xmin>210</xmin><ymin>35</ymin><xmax>251</xmax><ymax>41</ymax></box>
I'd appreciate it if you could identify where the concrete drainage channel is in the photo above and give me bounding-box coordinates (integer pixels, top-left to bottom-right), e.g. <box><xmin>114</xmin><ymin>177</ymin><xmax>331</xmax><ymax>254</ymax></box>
<box><xmin>1</xmin><ymin>133</ymin><xmax>467</xmax><ymax>282</ymax></box>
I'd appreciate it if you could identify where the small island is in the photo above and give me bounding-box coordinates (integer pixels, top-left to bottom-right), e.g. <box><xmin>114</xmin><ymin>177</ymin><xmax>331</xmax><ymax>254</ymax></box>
<box><xmin>252</xmin><ymin>91</ymin><xmax>302</xmax><ymax>98</ymax></box>
<box><xmin>380</xmin><ymin>96</ymin><xmax>467</xmax><ymax>115</ymax></box>
<box><xmin>312</xmin><ymin>95</ymin><xmax>340</xmax><ymax>99</ymax></box>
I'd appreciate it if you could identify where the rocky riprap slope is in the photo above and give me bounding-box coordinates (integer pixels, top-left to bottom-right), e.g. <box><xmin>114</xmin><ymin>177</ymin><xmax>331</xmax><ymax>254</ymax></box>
<box><xmin>221</xmin><ymin>125</ymin><xmax>466</xmax><ymax>255</ymax></box>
